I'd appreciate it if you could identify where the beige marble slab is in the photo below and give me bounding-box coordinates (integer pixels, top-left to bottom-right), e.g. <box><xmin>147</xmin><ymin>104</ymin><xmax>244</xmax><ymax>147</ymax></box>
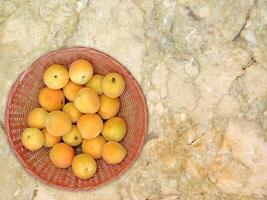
<box><xmin>1</xmin><ymin>0</ymin><xmax>267</xmax><ymax>199</ymax></box>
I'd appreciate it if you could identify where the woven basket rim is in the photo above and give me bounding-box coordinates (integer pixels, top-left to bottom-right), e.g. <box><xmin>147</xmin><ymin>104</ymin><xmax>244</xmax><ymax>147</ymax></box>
<box><xmin>4</xmin><ymin>47</ymin><xmax>148</xmax><ymax>191</ymax></box>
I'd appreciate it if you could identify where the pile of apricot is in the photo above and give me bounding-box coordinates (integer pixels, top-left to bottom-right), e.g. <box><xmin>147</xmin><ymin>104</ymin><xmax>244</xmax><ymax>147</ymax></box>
<box><xmin>21</xmin><ymin>59</ymin><xmax>127</xmax><ymax>179</ymax></box>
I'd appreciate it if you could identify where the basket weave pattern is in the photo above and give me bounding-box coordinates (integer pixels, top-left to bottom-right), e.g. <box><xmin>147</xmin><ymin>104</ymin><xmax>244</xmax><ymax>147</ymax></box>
<box><xmin>4</xmin><ymin>47</ymin><xmax>148</xmax><ymax>190</ymax></box>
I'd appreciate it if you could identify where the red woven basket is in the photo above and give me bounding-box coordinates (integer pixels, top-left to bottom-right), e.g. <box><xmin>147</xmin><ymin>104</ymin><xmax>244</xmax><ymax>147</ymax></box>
<box><xmin>4</xmin><ymin>47</ymin><xmax>148</xmax><ymax>190</ymax></box>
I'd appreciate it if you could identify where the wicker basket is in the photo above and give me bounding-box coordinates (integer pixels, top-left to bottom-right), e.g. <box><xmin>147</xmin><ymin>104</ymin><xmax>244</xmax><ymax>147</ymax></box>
<box><xmin>4</xmin><ymin>47</ymin><xmax>148</xmax><ymax>190</ymax></box>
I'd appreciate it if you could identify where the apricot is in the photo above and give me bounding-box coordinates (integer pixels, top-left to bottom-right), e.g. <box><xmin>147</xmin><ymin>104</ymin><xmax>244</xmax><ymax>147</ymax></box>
<box><xmin>62</xmin><ymin>125</ymin><xmax>82</xmax><ymax>147</ymax></box>
<box><xmin>82</xmin><ymin>136</ymin><xmax>106</xmax><ymax>159</ymax></box>
<box><xmin>42</xmin><ymin>128</ymin><xmax>61</xmax><ymax>148</ymax></box>
<box><xmin>102</xmin><ymin>117</ymin><xmax>126</xmax><ymax>142</ymax></box>
<box><xmin>49</xmin><ymin>143</ymin><xmax>74</xmax><ymax>168</ymax></box>
<box><xmin>45</xmin><ymin>111</ymin><xmax>72</xmax><ymax>137</ymax></box>
<box><xmin>98</xmin><ymin>95</ymin><xmax>120</xmax><ymax>119</ymax></box>
<box><xmin>38</xmin><ymin>87</ymin><xmax>65</xmax><ymax>111</ymax></box>
<box><xmin>27</xmin><ymin>107</ymin><xmax>48</xmax><ymax>128</ymax></box>
<box><xmin>77</xmin><ymin>114</ymin><xmax>103</xmax><ymax>139</ymax></box>
<box><xmin>69</xmin><ymin>59</ymin><xmax>93</xmax><ymax>85</ymax></box>
<box><xmin>74</xmin><ymin>88</ymin><xmax>100</xmax><ymax>114</ymax></box>
<box><xmin>62</xmin><ymin>102</ymin><xmax>82</xmax><ymax>123</ymax></box>
<box><xmin>63</xmin><ymin>81</ymin><xmax>83</xmax><ymax>101</ymax></box>
<box><xmin>21</xmin><ymin>128</ymin><xmax>44</xmax><ymax>151</ymax></box>
<box><xmin>43</xmin><ymin>64</ymin><xmax>69</xmax><ymax>89</ymax></box>
<box><xmin>102</xmin><ymin>72</ymin><xmax>125</xmax><ymax>98</ymax></box>
<box><xmin>101</xmin><ymin>141</ymin><xmax>127</xmax><ymax>164</ymax></box>
<box><xmin>86</xmin><ymin>74</ymin><xmax>103</xmax><ymax>95</ymax></box>
<box><xmin>72</xmin><ymin>154</ymin><xmax>97</xmax><ymax>179</ymax></box>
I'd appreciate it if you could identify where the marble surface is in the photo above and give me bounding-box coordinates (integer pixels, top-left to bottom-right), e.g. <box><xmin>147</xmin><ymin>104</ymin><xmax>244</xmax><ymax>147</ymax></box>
<box><xmin>1</xmin><ymin>0</ymin><xmax>267</xmax><ymax>199</ymax></box>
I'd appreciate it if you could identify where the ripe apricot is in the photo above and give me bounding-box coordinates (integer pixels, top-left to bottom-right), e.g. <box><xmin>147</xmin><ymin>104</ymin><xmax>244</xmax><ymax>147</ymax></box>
<box><xmin>63</xmin><ymin>81</ymin><xmax>83</xmax><ymax>101</ymax></box>
<box><xmin>43</xmin><ymin>64</ymin><xmax>69</xmax><ymax>89</ymax></box>
<box><xmin>102</xmin><ymin>72</ymin><xmax>125</xmax><ymax>98</ymax></box>
<box><xmin>62</xmin><ymin>102</ymin><xmax>82</xmax><ymax>123</ymax></box>
<box><xmin>69</xmin><ymin>59</ymin><xmax>93</xmax><ymax>85</ymax></box>
<box><xmin>38</xmin><ymin>87</ymin><xmax>65</xmax><ymax>111</ymax></box>
<box><xmin>77</xmin><ymin>114</ymin><xmax>103</xmax><ymax>139</ymax></box>
<box><xmin>101</xmin><ymin>141</ymin><xmax>127</xmax><ymax>164</ymax></box>
<box><xmin>49</xmin><ymin>143</ymin><xmax>74</xmax><ymax>168</ymax></box>
<box><xmin>74</xmin><ymin>88</ymin><xmax>100</xmax><ymax>114</ymax></box>
<box><xmin>98</xmin><ymin>95</ymin><xmax>120</xmax><ymax>120</ymax></box>
<box><xmin>82</xmin><ymin>136</ymin><xmax>106</xmax><ymax>159</ymax></box>
<box><xmin>45</xmin><ymin>111</ymin><xmax>72</xmax><ymax>137</ymax></box>
<box><xmin>27</xmin><ymin>107</ymin><xmax>48</xmax><ymax>128</ymax></box>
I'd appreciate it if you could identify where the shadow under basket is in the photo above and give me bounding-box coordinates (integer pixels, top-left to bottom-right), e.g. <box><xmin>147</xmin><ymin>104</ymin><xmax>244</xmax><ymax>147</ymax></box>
<box><xmin>4</xmin><ymin>47</ymin><xmax>148</xmax><ymax>191</ymax></box>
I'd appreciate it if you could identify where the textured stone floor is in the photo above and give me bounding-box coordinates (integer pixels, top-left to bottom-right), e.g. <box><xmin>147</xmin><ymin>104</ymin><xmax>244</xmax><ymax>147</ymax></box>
<box><xmin>1</xmin><ymin>0</ymin><xmax>267</xmax><ymax>199</ymax></box>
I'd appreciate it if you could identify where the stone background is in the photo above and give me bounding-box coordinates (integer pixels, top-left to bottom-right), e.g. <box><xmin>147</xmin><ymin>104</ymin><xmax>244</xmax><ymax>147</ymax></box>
<box><xmin>1</xmin><ymin>0</ymin><xmax>267</xmax><ymax>199</ymax></box>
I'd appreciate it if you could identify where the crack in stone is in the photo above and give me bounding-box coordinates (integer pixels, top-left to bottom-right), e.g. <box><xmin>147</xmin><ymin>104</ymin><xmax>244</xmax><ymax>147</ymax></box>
<box><xmin>230</xmin><ymin>55</ymin><xmax>255</xmax><ymax>84</ymax></box>
<box><xmin>61</xmin><ymin>14</ymin><xmax>80</xmax><ymax>46</ymax></box>
<box><xmin>227</xmin><ymin>55</ymin><xmax>256</xmax><ymax>93</ymax></box>
<box><xmin>242</xmin><ymin>56</ymin><xmax>257</xmax><ymax>70</ymax></box>
<box><xmin>61</xmin><ymin>1</ymin><xmax>90</xmax><ymax>46</ymax></box>
<box><xmin>232</xmin><ymin>0</ymin><xmax>258</xmax><ymax>41</ymax></box>
<box><xmin>31</xmin><ymin>188</ymin><xmax>38</xmax><ymax>200</ymax></box>
<box><xmin>188</xmin><ymin>132</ymin><xmax>205</xmax><ymax>145</ymax></box>
<box><xmin>186</xmin><ymin>6</ymin><xmax>201</xmax><ymax>21</ymax></box>
<box><xmin>131</xmin><ymin>0</ymin><xmax>145</xmax><ymax>14</ymax></box>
